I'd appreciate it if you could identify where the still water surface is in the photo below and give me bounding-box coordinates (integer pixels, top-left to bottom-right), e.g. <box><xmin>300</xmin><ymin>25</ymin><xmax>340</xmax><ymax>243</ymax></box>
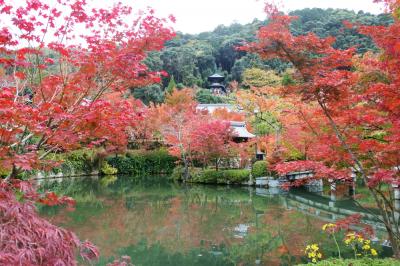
<box><xmin>39</xmin><ymin>176</ymin><xmax>386</xmax><ymax>266</ymax></box>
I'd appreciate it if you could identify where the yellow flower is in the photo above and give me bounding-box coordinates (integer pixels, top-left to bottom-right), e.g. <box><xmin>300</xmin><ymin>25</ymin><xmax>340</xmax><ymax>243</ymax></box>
<box><xmin>362</xmin><ymin>244</ymin><xmax>371</xmax><ymax>250</ymax></box>
<box><xmin>344</xmin><ymin>238</ymin><xmax>351</xmax><ymax>245</ymax></box>
<box><xmin>305</xmin><ymin>243</ymin><xmax>322</xmax><ymax>262</ymax></box>
<box><xmin>322</xmin><ymin>223</ymin><xmax>336</xmax><ymax>231</ymax></box>
<box><xmin>371</xmin><ymin>249</ymin><xmax>378</xmax><ymax>256</ymax></box>
<box><xmin>311</xmin><ymin>244</ymin><xmax>319</xmax><ymax>251</ymax></box>
<box><xmin>346</xmin><ymin>232</ymin><xmax>356</xmax><ymax>240</ymax></box>
<box><xmin>364</xmin><ymin>240</ymin><xmax>371</xmax><ymax>245</ymax></box>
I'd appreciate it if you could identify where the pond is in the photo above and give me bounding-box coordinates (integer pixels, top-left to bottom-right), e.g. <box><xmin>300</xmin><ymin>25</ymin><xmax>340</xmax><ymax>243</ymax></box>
<box><xmin>38</xmin><ymin>176</ymin><xmax>389</xmax><ymax>266</ymax></box>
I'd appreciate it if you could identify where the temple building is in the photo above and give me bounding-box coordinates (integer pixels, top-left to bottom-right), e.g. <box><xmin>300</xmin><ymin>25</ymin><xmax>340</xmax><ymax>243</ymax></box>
<box><xmin>197</xmin><ymin>103</ymin><xmax>265</xmax><ymax>161</ymax></box>
<box><xmin>196</xmin><ymin>104</ymin><xmax>254</xmax><ymax>142</ymax></box>
<box><xmin>230</xmin><ymin>121</ymin><xmax>255</xmax><ymax>142</ymax></box>
<box><xmin>208</xmin><ymin>73</ymin><xmax>226</xmax><ymax>95</ymax></box>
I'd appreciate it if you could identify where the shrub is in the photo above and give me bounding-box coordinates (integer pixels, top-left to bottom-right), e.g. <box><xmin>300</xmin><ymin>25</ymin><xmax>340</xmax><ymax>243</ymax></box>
<box><xmin>170</xmin><ymin>167</ymin><xmax>251</xmax><ymax>184</ymax></box>
<box><xmin>251</xmin><ymin>161</ymin><xmax>268</xmax><ymax>178</ymax></box>
<box><xmin>194</xmin><ymin>169</ymin><xmax>223</xmax><ymax>184</ymax></box>
<box><xmin>171</xmin><ymin>167</ymin><xmax>207</xmax><ymax>181</ymax></box>
<box><xmin>191</xmin><ymin>169</ymin><xmax>250</xmax><ymax>184</ymax></box>
<box><xmin>38</xmin><ymin>149</ymin><xmax>95</xmax><ymax>176</ymax></box>
<box><xmin>223</xmin><ymin>169</ymin><xmax>251</xmax><ymax>183</ymax></box>
<box><xmin>61</xmin><ymin>149</ymin><xmax>96</xmax><ymax>175</ymax></box>
<box><xmin>107</xmin><ymin>149</ymin><xmax>177</xmax><ymax>175</ymax></box>
<box><xmin>170</xmin><ymin>165</ymin><xmax>184</xmax><ymax>181</ymax></box>
<box><xmin>298</xmin><ymin>258</ymin><xmax>400</xmax><ymax>266</ymax></box>
<box><xmin>100</xmin><ymin>162</ymin><xmax>118</xmax><ymax>175</ymax></box>
<box><xmin>196</xmin><ymin>89</ymin><xmax>226</xmax><ymax>104</ymax></box>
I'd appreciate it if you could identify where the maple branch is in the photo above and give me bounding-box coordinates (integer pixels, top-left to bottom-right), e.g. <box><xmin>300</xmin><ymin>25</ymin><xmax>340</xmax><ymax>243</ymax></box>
<box><xmin>90</xmin><ymin>76</ymin><xmax>117</xmax><ymax>104</ymax></box>
<box><xmin>38</xmin><ymin>146</ymin><xmax>59</xmax><ymax>160</ymax></box>
<box><xmin>298</xmin><ymin>109</ymin><xmax>319</xmax><ymax>136</ymax></box>
<box><xmin>9</xmin><ymin>133</ymin><xmax>34</xmax><ymax>149</ymax></box>
<box><xmin>35</xmin><ymin>53</ymin><xmax>45</xmax><ymax>101</ymax></box>
<box><xmin>352</xmin><ymin>198</ymin><xmax>386</xmax><ymax>224</ymax></box>
<box><xmin>364</xmin><ymin>135</ymin><xmax>389</xmax><ymax>143</ymax></box>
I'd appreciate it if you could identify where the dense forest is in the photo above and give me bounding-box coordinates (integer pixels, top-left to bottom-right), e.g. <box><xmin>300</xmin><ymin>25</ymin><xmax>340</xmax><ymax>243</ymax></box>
<box><xmin>133</xmin><ymin>8</ymin><xmax>392</xmax><ymax>105</ymax></box>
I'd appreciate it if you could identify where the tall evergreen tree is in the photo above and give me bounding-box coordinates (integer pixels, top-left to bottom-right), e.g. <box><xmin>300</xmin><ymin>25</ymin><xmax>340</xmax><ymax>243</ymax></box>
<box><xmin>166</xmin><ymin>75</ymin><xmax>177</xmax><ymax>94</ymax></box>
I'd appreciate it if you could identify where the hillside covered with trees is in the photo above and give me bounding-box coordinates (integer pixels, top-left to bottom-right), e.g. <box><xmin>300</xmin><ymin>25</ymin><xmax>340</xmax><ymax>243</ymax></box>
<box><xmin>133</xmin><ymin>8</ymin><xmax>392</xmax><ymax>105</ymax></box>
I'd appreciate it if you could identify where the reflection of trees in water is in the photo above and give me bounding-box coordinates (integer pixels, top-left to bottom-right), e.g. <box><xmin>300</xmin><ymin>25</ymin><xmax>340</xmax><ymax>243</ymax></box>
<box><xmin>40</xmin><ymin>177</ymin><xmax>337</xmax><ymax>265</ymax></box>
<box><xmin>124</xmin><ymin>195</ymin><xmax>173</xmax><ymax>211</ymax></box>
<box><xmin>38</xmin><ymin>177</ymin><xmax>101</xmax><ymax>197</ymax></box>
<box><xmin>97</xmin><ymin>238</ymin><xmax>235</xmax><ymax>266</ymax></box>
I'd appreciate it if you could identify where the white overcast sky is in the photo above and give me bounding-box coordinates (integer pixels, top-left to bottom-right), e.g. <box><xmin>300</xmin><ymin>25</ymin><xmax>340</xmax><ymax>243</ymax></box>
<box><xmin>128</xmin><ymin>0</ymin><xmax>385</xmax><ymax>34</ymax></box>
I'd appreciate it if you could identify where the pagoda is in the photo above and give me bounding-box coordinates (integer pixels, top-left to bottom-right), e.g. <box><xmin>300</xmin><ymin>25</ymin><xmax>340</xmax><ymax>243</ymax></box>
<box><xmin>208</xmin><ymin>73</ymin><xmax>226</xmax><ymax>95</ymax></box>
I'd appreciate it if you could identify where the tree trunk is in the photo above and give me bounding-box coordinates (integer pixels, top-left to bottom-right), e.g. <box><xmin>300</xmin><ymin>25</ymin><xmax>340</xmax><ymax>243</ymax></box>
<box><xmin>182</xmin><ymin>153</ymin><xmax>190</xmax><ymax>182</ymax></box>
<box><xmin>4</xmin><ymin>165</ymin><xmax>20</xmax><ymax>182</ymax></box>
<box><xmin>318</xmin><ymin>101</ymin><xmax>400</xmax><ymax>257</ymax></box>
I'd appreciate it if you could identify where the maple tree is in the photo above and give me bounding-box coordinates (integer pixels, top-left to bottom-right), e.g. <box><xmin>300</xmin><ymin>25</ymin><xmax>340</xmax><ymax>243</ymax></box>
<box><xmin>0</xmin><ymin>0</ymin><xmax>174</xmax><ymax>178</ymax></box>
<box><xmin>0</xmin><ymin>0</ymin><xmax>174</xmax><ymax>264</ymax></box>
<box><xmin>190</xmin><ymin>120</ymin><xmax>233</xmax><ymax>170</ymax></box>
<box><xmin>235</xmin><ymin>81</ymin><xmax>315</xmax><ymax>163</ymax></box>
<box><xmin>157</xmin><ymin>89</ymin><xmax>198</xmax><ymax>180</ymax></box>
<box><xmin>237</xmin><ymin>86</ymin><xmax>284</xmax><ymax>152</ymax></box>
<box><xmin>128</xmin><ymin>105</ymin><xmax>160</xmax><ymax>149</ymax></box>
<box><xmin>157</xmin><ymin>89</ymin><xmax>237</xmax><ymax>177</ymax></box>
<box><xmin>211</xmin><ymin>107</ymin><xmax>246</xmax><ymax>122</ymax></box>
<box><xmin>245</xmin><ymin>0</ymin><xmax>400</xmax><ymax>256</ymax></box>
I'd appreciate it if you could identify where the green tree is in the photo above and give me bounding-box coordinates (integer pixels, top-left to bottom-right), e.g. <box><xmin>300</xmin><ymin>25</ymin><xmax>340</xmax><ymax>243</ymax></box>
<box><xmin>216</xmin><ymin>38</ymin><xmax>246</xmax><ymax>72</ymax></box>
<box><xmin>155</xmin><ymin>8</ymin><xmax>391</xmax><ymax>87</ymax></box>
<box><xmin>143</xmin><ymin>51</ymin><xmax>163</xmax><ymax>71</ymax></box>
<box><xmin>195</xmin><ymin>89</ymin><xmax>226</xmax><ymax>104</ymax></box>
<box><xmin>289</xmin><ymin>8</ymin><xmax>392</xmax><ymax>53</ymax></box>
<box><xmin>242</xmin><ymin>68</ymin><xmax>282</xmax><ymax>88</ymax></box>
<box><xmin>166</xmin><ymin>75</ymin><xmax>177</xmax><ymax>94</ymax></box>
<box><xmin>132</xmin><ymin>84</ymin><xmax>164</xmax><ymax>105</ymax></box>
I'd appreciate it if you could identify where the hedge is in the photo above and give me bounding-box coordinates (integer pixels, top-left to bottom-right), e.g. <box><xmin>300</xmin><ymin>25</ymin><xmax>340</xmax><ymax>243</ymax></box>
<box><xmin>194</xmin><ymin>169</ymin><xmax>250</xmax><ymax>184</ymax></box>
<box><xmin>171</xmin><ymin>168</ymin><xmax>251</xmax><ymax>184</ymax></box>
<box><xmin>170</xmin><ymin>166</ymin><xmax>202</xmax><ymax>181</ymax></box>
<box><xmin>192</xmin><ymin>169</ymin><xmax>223</xmax><ymax>184</ymax></box>
<box><xmin>220</xmin><ymin>169</ymin><xmax>251</xmax><ymax>184</ymax></box>
<box><xmin>298</xmin><ymin>258</ymin><xmax>400</xmax><ymax>266</ymax></box>
<box><xmin>251</xmin><ymin>161</ymin><xmax>268</xmax><ymax>178</ymax></box>
<box><xmin>107</xmin><ymin>149</ymin><xmax>177</xmax><ymax>175</ymax></box>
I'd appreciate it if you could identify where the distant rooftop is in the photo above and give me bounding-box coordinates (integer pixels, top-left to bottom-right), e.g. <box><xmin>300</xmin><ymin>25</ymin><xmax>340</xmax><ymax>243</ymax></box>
<box><xmin>208</xmin><ymin>73</ymin><xmax>224</xmax><ymax>78</ymax></box>
<box><xmin>197</xmin><ymin>104</ymin><xmax>240</xmax><ymax>113</ymax></box>
<box><xmin>210</xmin><ymin>82</ymin><xmax>225</xmax><ymax>88</ymax></box>
<box><xmin>196</xmin><ymin>104</ymin><xmax>255</xmax><ymax>138</ymax></box>
<box><xmin>230</xmin><ymin>121</ymin><xmax>255</xmax><ymax>139</ymax></box>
